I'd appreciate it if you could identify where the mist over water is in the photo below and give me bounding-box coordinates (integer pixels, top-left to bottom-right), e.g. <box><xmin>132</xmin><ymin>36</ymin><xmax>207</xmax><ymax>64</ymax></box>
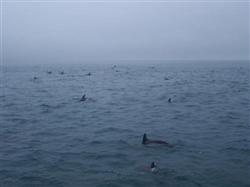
<box><xmin>0</xmin><ymin>61</ymin><xmax>249</xmax><ymax>186</ymax></box>
<box><xmin>1</xmin><ymin>0</ymin><xmax>249</xmax><ymax>186</ymax></box>
<box><xmin>4</xmin><ymin>1</ymin><xmax>249</xmax><ymax>64</ymax></box>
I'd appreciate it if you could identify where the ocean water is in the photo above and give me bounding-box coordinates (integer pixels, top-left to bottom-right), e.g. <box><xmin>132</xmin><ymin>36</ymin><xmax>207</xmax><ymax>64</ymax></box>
<box><xmin>0</xmin><ymin>62</ymin><xmax>249</xmax><ymax>187</ymax></box>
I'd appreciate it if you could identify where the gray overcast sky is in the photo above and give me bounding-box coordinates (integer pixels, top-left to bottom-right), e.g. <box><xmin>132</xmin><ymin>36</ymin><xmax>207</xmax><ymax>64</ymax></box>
<box><xmin>2</xmin><ymin>1</ymin><xmax>250</xmax><ymax>64</ymax></box>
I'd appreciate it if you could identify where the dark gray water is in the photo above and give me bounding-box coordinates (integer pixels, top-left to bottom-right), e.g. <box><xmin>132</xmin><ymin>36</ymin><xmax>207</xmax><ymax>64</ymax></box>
<box><xmin>0</xmin><ymin>62</ymin><xmax>250</xmax><ymax>187</ymax></box>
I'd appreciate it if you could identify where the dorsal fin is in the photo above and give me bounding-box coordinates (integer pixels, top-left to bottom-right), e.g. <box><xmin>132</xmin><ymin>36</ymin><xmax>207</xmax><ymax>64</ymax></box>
<box><xmin>151</xmin><ymin>162</ymin><xmax>155</xmax><ymax>168</ymax></box>
<box><xmin>142</xmin><ymin>133</ymin><xmax>148</xmax><ymax>144</ymax></box>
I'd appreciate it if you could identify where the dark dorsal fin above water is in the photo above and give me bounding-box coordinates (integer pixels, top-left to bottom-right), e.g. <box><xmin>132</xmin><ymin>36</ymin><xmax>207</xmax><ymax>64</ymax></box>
<box><xmin>142</xmin><ymin>133</ymin><xmax>148</xmax><ymax>144</ymax></box>
<box><xmin>151</xmin><ymin>162</ymin><xmax>155</xmax><ymax>168</ymax></box>
<box><xmin>80</xmin><ymin>94</ymin><xmax>86</xmax><ymax>101</ymax></box>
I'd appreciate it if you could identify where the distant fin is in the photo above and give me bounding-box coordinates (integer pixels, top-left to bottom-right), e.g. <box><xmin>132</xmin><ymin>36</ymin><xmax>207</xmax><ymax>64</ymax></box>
<box><xmin>80</xmin><ymin>94</ymin><xmax>86</xmax><ymax>101</ymax></box>
<box><xmin>142</xmin><ymin>133</ymin><xmax>148</xmax><ymax>144</ymax></box>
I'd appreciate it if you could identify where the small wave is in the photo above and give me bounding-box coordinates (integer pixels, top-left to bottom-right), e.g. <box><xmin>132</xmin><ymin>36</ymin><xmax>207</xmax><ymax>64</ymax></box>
<box><xmin>175</xmin><ymin>175</ymin><xmax>189</xmax><ymax>181</ymax></box>
<box><xmin>88</xmin><ymin>139</ymin><xmax>131</xmax><ymax>149</ymax></box>
<box><xmin>89</xmin><ymin>140</ymin><xmax>103</xmax><ymax>145</ymax></box>
<box><xmin>39</xmin><ymin>103</ymin><xmax>66</xmax><ymax>110</ymax></box>
<box><xmin>94</xmin><ymin>127</ymin><xmax>133</xmax><ymax>134</ymax></box>
<box><xmin>40</xmin><ymin>104</ymin><xmax>51</xmax><ymax>108</ymax></box>
<box><xmin>92</xmin><ymin>152</ymin><xmax>128</xmax><ymax>160</ymax></box>
<box><xmin>0</xmin><ymin>95</ymin><xmax>6</xmax><ymax>99</ymax></box>
<box><xmin>235</xmin><ymin>138</ymin><xmax>250</xmax><ymax>143</ymax></box>
<box><xmin>3</xmin><ymin>102</ymin><xmax>16</xmax><ymax>108</ymax></box>
<box><xmin>19</xmin><ymin>176</ymin><xmax>63</xmax><ymax>186</ymax></box>
<box><xmin>223</xmin><ymin>146</ymin><xmax>250</xmax><ymax>155</ymax></box>
<box><xmin>6</xmin><ymin>117</ymin><xmax>28</xmax><ymax>124</ymax></box>
<box><xmin>73</xmin><ymin>97</ymin><xmax>97</xmax><ymax>103</ymax></box>
<box><xmin>174</xmin><ymin>175</ymin><xmax>203</xmax><ymax>187</ymax></box>
<box><xmin>110</xmin><ymin>139</ymin><xmax>131</xmax><ymax>147</ymax></box>
<box><xmin>87</xmin><ymin>98</ymin><xmax>97</xmax><ymax>103</ymax></box>
<box><xmin>149</xmin><ymin>84</ymin><xmax>163</xmax><ymax>89</ymax></box>
<box><xmin>37</xmin><ymin>89</ymin><xmax>48</xmax><ymax>93</ymax></box>
<box><xmin>184</xmin><ymin>104</ymin><xmax>197</xmax><ymax>108</ymax></box>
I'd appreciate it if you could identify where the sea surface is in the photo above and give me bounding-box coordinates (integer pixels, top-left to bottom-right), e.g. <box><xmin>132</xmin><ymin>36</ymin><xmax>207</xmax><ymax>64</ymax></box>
<box><xmin>0</xmin><ymin>61</ymin><xmax>249</xmax><ymax>187</ymax></box>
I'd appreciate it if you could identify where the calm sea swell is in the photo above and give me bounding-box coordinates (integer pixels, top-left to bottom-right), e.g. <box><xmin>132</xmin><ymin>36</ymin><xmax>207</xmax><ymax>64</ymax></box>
<box><xmin>0</xmin><ymin>62</ymin><xmax>249</xmax><ymax>187</ymax></box>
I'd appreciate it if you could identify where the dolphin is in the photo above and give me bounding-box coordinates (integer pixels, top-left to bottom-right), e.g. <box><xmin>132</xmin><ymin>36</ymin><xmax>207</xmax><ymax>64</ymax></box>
<box><xmin>150</xmin><ymin>162</ymin><xmax>158</xmax><ymax>173</ymax></box>
<box><xmin>142</xmin><ymin>133</ymin><xmax>172</xmax><ymax>146</ymax></box>
<box><xmin>80</xmin><ymin>94</ymin><xmax>86</xmax><ymax>102</ymax></box>
<box><xmin>164</xmin><ymin>77</ymin><xmax>169</xmax><ymax>80</ymax></box>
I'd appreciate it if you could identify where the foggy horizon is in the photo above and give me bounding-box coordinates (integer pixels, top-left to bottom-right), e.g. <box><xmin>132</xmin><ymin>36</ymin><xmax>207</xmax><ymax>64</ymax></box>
<box><xmin>1</xmin><ymin>1</ymin><xmax>250</xmax><ymax>186</ymax></box>
<box><xmin>1</xmin><ymin>1</ymin><xmax>249</xmax><ymax>65</ymax></box>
